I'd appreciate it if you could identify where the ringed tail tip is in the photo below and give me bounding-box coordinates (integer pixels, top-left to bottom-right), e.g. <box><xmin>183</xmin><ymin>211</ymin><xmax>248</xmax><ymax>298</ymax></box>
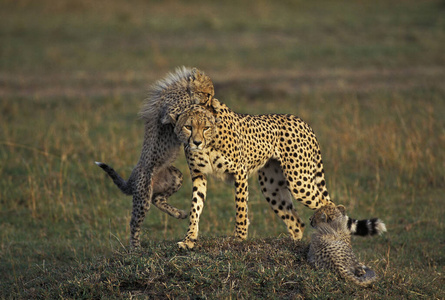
<box><xmin>376</xmin><ymin>219</ymin><xmax>387</xmax><ymax>235</ymax></box>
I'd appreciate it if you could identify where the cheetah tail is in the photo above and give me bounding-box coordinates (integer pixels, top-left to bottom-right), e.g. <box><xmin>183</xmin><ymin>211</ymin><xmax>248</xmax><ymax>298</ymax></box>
<box><xmin>348</xmin><ymin>217</ymin><xmax>387</xmax><ymax>237</ymax></box>
<box><xmin>95</xmin><ymin>162</ymin><xmax>133</xmax><ymax>195</ymax></box>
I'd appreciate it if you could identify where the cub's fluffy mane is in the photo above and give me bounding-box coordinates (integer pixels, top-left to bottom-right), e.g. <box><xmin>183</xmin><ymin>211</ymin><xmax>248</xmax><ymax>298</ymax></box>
<box><xmin>314</xmin><ymin>217</ymin><xmax>348</xmax><ymax>236</ymax></box>
<box><xmin>139</xmin><ymin>66</ymin><xmax>195</xmax><ymax>122</ymax></box>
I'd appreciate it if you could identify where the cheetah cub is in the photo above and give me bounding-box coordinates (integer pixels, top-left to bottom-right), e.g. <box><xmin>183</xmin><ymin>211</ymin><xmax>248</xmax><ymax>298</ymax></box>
<box><xmin>96</xmin><ymin>67</ymin><xmax>215</xmax><ymax>248</ymax></box>
<box><xmin>308</xmin><ymin>204</ymin><xmax>384</xmax><ymax>287</ymax></box>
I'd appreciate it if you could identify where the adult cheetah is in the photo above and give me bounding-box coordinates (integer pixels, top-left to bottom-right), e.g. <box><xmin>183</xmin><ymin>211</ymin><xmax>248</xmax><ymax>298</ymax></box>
<box><xmin>173</xmin><ymin>102</ymin><xmax>386</xmax><ymax>249</ymax></box>
<box><xmin>308</xmin><ymin>204</ymin><xmax>383</xmax><ymax>287</ymax></box>
<box><xmin>96</xmin><ymin>67</ymin><xmax>215</xmax><ymax>248</ymax></box>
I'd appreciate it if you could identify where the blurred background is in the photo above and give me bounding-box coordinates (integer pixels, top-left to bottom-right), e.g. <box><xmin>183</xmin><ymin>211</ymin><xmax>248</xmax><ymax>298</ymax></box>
<box><xmin>1</xmin><ymin>0</ymin><xmax>444</xmax><ymax>297</ymax></box>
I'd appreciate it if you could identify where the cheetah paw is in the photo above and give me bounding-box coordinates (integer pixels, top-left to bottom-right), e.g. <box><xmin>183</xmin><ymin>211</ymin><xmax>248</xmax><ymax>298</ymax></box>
<box><xmin>234</xmin><ymin>234</ymin><xmax>248</xmax><ymax>242</ymax></box>
<box><xmin>177</xmin><ymin>240</ymin><xmax>195</xmax><ymax>250</ymax></box>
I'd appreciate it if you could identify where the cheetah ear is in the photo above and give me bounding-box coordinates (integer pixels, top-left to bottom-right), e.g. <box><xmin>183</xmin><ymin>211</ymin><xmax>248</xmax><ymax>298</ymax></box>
<box><xmin>337</xmin><ymin>205</ymin><xmax>346</xmax><ymax>216</ymax></box>
<box><xmin>320</xmin><ymin>212</ymin><xmax>327</xmax><ymax>222</ymax></box>
<box><xmin>161</xmin><ymin>112</ymin><xmax>177</xmax><ymax>125</ymax></box>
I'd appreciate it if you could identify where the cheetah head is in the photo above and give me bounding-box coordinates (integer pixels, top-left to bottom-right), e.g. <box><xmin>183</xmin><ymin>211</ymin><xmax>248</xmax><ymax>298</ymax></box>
<box><xmin>309</xmin><ymin>204</ymin><xmax>346</xmax><ymax>228</ymax></box>
<box><xmin>174</xmin><ymin>105</ymin><xmax>218</xmax><ymax>151</ymax></box>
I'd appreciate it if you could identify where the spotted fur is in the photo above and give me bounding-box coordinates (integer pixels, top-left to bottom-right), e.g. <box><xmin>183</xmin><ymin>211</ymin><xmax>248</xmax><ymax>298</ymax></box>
<box><xmin>308</xmin><ymin>204</ymin><xmax>379</xmax><ymax>287</ymax></box>
<box><xmin>174</xmin><ymin>101</ymin><xmax>387</xmax><ymax>250</ymax></box>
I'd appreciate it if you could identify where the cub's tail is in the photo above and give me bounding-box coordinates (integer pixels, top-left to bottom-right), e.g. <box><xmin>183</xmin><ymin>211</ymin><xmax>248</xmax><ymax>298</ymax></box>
<box><xmin>347</xmin><ymin>217</ymin><xmax>387</xmax><ymax>237</ymax></box>
<box><xmin>95</xmin><ymin>162</ymin><xmax>133</xmax><ymax>195</ymax></box>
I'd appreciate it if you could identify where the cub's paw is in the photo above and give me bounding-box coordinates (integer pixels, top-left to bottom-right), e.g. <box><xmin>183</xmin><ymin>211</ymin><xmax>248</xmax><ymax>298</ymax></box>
<box><xmin>177</xmin><ymin>210</ymin><xmax>188</xmax><ymax>219</ymax></box>
<box><xmin>129</xmin><ymin>240</ymin><xmax>141</xmax><ymax>250</ymax></box>
<box><xmin>169</xmin><ymin>209</ymin><xmax>188</xmax><ymax>219</ymax></box>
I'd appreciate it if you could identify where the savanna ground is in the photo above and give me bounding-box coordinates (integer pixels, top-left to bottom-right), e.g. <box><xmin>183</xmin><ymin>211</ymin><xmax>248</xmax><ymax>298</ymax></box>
<box><xmin>1</xmin><ymin>0</ymin><xmax>444</xmax><ymax>298</ymax></box>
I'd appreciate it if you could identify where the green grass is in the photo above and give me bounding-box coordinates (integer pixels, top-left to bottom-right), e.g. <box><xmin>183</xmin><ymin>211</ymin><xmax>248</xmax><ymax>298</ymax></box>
<box><xmin>1</xmin><ymin>0</ymin><xmax>444</xmax><ymax>298</ymax></box>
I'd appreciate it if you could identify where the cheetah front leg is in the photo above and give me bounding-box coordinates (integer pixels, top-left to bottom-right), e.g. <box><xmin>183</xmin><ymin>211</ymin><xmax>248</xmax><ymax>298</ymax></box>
<box><xmin>177</xmin><ymin>173</ymin><xmax>207</xmax><ymax>250</ymax></box>
<box><xmin>234</xmin><ymin>171</ymin><xmax>250</xmax><ymax>241</ymax></box>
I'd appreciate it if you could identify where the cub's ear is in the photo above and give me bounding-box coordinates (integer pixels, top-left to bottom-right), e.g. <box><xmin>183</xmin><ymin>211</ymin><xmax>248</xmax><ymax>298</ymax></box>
<box><xmin>210</xmin><ymin>98</ymin><xmax>222</xmax><ymax>110</ymax></box>
<box><xmin>161</xmin><ymin>112</ymin><xmax>177</xmax><ymax>125</ymax></box>
<box><xmin>320</xmin><ymin>212</ymin><xmax>327</xmax><ymax>222</ymax></box>
<box><xmin>337</xmin><ymin>205</ymin><xmax>346</xmax><ymax>216</ymax></box>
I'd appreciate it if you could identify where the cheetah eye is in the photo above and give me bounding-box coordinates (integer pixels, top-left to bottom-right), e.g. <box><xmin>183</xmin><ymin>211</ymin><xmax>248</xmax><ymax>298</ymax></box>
<box><xmin>203</xmin><ymin>126</ymin><xmax>211</xmax><ymax>131</ymax></box>
<box><xmin>184</xmin><ymin>125</ymin><xmax>192</xmax><ymax>131</ymax></box>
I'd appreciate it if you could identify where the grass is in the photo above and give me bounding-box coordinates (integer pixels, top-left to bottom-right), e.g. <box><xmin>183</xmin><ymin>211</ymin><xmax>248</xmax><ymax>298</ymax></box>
<box><xmin>1</xmin><ymin>0</ymin><xmax>444</xmax><ymax>298</ymax></box>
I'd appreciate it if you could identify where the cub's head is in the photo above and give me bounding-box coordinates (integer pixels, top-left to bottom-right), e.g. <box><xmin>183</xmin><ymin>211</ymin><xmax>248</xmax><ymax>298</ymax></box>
<box><xmin>174</xmin><ymin>106</ymin><xmax>218</xmax><ymax>151</ymax></box>
<box><xmin>309</xmin><ymin>204</ymin><xmax>347</xmax><ymax>228</ymax></box>
<box><xmin>188</xmin><ymin>68</ymin><xmax>215</xmax><ymax>107</ymax></box>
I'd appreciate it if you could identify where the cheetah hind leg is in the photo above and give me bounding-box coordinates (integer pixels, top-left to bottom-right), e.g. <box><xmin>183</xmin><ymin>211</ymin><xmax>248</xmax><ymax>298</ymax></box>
<box><xmin>129</xmin><ymin>171</ymin><xmax>153</xmax><ymax>249</ymax></box>
<box><xmin>258</xmin><ymin>159</ymin><xmax>305</xmax><ymax>240</ymax></box>
<box><xmin>152</xmin><ymin>166</ymin><xmax>187</xmax><ymax>219</ymax></box>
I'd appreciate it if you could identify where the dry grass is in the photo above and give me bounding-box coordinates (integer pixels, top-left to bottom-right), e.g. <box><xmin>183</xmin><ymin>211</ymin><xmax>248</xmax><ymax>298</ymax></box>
<box><xmin>1</xmin><ymin>0</ymin><xmax>444</xmax><ymax>298</ymax></box>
